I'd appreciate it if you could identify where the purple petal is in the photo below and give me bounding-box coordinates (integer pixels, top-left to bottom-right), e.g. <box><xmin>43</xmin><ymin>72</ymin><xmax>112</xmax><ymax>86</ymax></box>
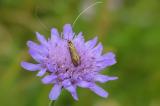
<box><xmin>51</xmin><ymin>28</ymin><xmax>60</xmax><ymax>41</ymax></box>
<box><xmin>94</xmin><ymin>74</ymin><xmax>118</xmax><ymax>83</ymax></box>
<box><xmin>36</xmin><ymin>68</ymin><xmax>46</xmax><ymax>76</ymax></box>
<box><xmin>36</xmin><ymin>32</ymin><xmax>48</xmax><ymax>47</ymax></box>
<box><xmin>27</xmin><ymin>41</ymin><xmax>48</xmax><ymax>55</ymax></box>
<box><xmin>42</xmin><ymin>74</ymin><xmax>57</xmax><ymax>84</ymax></box>
<box><xmin>96</xmin><ymin>60</ymin><xmax>116</xmax><ymax>70</ymax></box>
<box><xmin>103</xmin><ymin>59</ymin><xmax>116</xmax><ymax>67</ymax></box>
<box><xmin>47</xmin><ymin>63</ymin><xmax>56</xmax><ymax>72</ymax></box>
<box><xmin>65</xmin><ymin>86</ymin><xmax>78</xmax><ymax>101</ymax></box>
<box><xmin>85</xmin><ymin>36</ymin><xmax>98</xmax><ymax>49</ymax></box>
<box><xmin>102</xmin><ymin>52</ymin><xmax>116</xmax><ymax>60</ymax></box>
<box><xmin>89</xmin><ymin>84</ymin><xmax>108</xmax><ymax>98</ymax></box>
<box><xmin>27</xmin><ymin>41</ymin><xmax>40</xmax><ymax>50</ymax></box>
<box><xmin>29</xmin><ymin>49</ymin><xmax>44</xmax><ymax>62</ymax></box>
<box><xmin>96</xmin><ymin>52</ymin><xmax>116</xmax><ymax>69</ymax></box>
<box><xmin>63</xmin><ymin>24</ymin><xmax>74</xmax><ymax>40</ymax></box>
<box><xmin>91</xmin><ymin>43</ymin><xmax>103</xmax><ymax>56</ymax></box>
<box><xmin>77</xmin><ymin>81</ymin><xmax>93</xmax><ymax>88</ymax></box>
<box><xmin>49</xmin><ymin>84</ymin><xmax>62</xmax><ymax>100</ymax></box>
<box><xmin>21</xmin><ymin>62</ymin><xmax>40</xmax><ymax>71</ymax></box>
<box><xmin>77</xmin><ymin>32</ymin><xmax>83</xmax><ymax>40</ymax></box>
<box><xmin>77</xmin><ymin>81</ymin><xmax>108</xmax><ymax>98</ymax></box>
<box><xmin>73</xmin><ymin>32</ymin><xmax>85</xmax><ymax>49</ymax></box>
<box><xmin>74</xmin><ymin>32</ymin><xmax>84</xmax><ymax>42</ymax></box>
<box><xmin>62</xmin><ymin>79</ymin><xmax>71</xmax><ymax>88</ymax></box>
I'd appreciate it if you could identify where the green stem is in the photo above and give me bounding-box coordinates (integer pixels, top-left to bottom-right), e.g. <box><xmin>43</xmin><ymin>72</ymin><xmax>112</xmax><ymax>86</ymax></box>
<box><xmin>49</xmin><ymin>100</ymin><xmax>56</xmax><ymax>106</ymax></box>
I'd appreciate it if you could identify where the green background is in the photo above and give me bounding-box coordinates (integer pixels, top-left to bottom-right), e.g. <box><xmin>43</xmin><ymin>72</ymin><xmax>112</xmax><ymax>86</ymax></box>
<box><xmin>0</xmin><ymin>0</ymin><xmax>159</xmax><ymax>106</ymax></box>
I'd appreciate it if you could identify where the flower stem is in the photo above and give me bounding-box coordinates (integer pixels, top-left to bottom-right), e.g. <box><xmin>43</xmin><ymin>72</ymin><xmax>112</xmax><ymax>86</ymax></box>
<box><xmin>49</xmin><ymin>100</ymin><xmax>55</xmax><ymax>106</ymax></box>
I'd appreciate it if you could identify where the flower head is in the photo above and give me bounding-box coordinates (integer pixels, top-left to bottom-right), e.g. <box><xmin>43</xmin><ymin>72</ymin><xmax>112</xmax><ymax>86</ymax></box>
<box><xmin>21</xmin><ymin>24</ymin><xmax>117</xmax><ymax>100</ymax></box>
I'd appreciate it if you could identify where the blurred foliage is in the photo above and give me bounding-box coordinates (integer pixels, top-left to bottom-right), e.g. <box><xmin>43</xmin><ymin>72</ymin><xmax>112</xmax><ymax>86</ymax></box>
<box><xmin>0</xmin><ymin>0</ymin><xmax>160</xmax><ymax>106</ymax></box>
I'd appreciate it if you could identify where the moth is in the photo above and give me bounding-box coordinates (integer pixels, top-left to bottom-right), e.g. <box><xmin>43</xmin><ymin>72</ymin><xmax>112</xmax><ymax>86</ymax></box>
<box><xmin>67</xmin><ymin>40</ymin><xmax>81</xmax><ymax>67</ymax></box>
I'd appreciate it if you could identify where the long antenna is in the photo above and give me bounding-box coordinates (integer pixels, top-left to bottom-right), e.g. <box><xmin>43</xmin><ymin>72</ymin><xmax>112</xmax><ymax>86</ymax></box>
<box><xmin>35</xmin><ymin>6</ymin><xmax>50</xmax><ymax>31</ymax></box>
<box><xmin>72</xmin><ymin>1</ymin><xmax>103</xmax><ymax>27</ymax></box>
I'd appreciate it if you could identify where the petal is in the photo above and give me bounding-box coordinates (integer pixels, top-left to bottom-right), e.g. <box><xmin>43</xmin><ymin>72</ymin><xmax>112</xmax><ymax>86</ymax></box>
<box><xmin>42</xmin><ymin>74</ymin><xmax>57</xmax><ymax>84</ymax></box>
<box><xmin>73</xmin><ymin>32</ymin><xmax>85</xmax><ymax>49</ymax></box>
<box><xmin>62</xmin><ymin>79</ymin><xmax>71</xmax><ymax>88</ymax></box>
<box><xmin>102</xmin><ymin>52</ymin><xmax>116</xmax><ymax>60</ymax></box>
<box><xmin>94</xmin><ymin>74</ymin><xmax>118</xmax><ymax>83</ymax></box>
<box><xmin>49</xmin><ymin>84</ymin><xmax>62</xmax><ymax>100</ymax></box>
<box><xmin>36</xmin><ymin>32</ymin><xmax>48</xmax><ymax>47</ymax></box>
<box><xmin>63</xmin><ymin>24</ymin><xmax>74</xmax><ymax>40</ymax></box>
<box><xmin>96</xmin><ymin>52</ymin><xmax>117</xmax><ymax>69</ymax></box>
<box><xmin>51</xmin><ymin>28</ymin><xmax>60</xmax><ymax>41</ymax></box>
<box><xmin>77</xmin><ymin>81</ymin><xmax>108</xmax><ymax>98</ymax></box>
<box><xmin>103</xmin><ymin>58</ymin><xmax>117</xmax><ymax>66</ymax></box>
<box><xmin>77</xmin><ymin>81</ymin><xmax>93</xmax><ymax>88</ymax></box>
<box><xmin>36</xmin><ymin>68</ymin><xmax>46</xmax><ymax>76</ymax></box>
<box><xmin>27</xmin><ymin>41</ymin><xmax>48</xmax><ymax>56</ymax></box>
<box><xmin>29</xmin><ymin>49</ymin><xmax>44</xmax><ymax>62</ymax></box>
<box><xmin>74</xmin><ymin>32</ymin><xmax>84</xmax><ymax>42</ymax></box>
<box><xmin>47</xmin><ymin>63</ymin><xmax>56</xmax><ymax>72</ymax></box>
<box><xmin>96</xmin><ymin>60</ymin><xmax>116</xmax><ymax>70</ymax></box>
<box><xmin>89</xmin><ymin>84</ymin><xmax>108</xmax><ymax>98</ymax></box>
<box><xmin>21</xmin><ymin>62</ymin><xmax>40</xmax><ymax>71</ymax></box>
<box><xmin>65</xmin><ymin>86</ymin><xmax>78</xmax><ymax>101</ymax></box>
<box><xmin>27</xmin><ymin>41</ymin><xmax>40</xmax><ymax>50</ymax></box>
<box><xmin>91</xmin><ymin>43</ymin><xmax>103</xmax><ymax>56</ymax></box>
<box><xmin>85</xmin><ymin>36</ymin><xmax>98</xmax><ymax>49</ymax></box>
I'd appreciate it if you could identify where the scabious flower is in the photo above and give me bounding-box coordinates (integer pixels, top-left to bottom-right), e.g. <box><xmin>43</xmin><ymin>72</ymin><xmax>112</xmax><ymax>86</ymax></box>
<box><xmin>21</xmin><ymin>24</ymin><xmax>117</xmax><ymax>101</ymax></box>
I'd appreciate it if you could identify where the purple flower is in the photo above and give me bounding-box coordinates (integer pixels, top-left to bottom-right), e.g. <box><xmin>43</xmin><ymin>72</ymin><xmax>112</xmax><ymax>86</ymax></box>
<box><xmin>21</xmin><ymin>24</ymin><xmax>117</xmax><ymax>101</ymax></box>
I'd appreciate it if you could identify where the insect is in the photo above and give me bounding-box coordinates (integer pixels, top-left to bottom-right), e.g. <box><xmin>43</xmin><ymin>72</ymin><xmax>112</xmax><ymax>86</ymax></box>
<box><xmin>67</xmin><ymin>40</ymin><xmax>81</xmax><ymax>67</ymax></box>
<box><xmin>68</xmin><ymin>1</ymin><xmax>102</xmax><ymax>66</ymax></box>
